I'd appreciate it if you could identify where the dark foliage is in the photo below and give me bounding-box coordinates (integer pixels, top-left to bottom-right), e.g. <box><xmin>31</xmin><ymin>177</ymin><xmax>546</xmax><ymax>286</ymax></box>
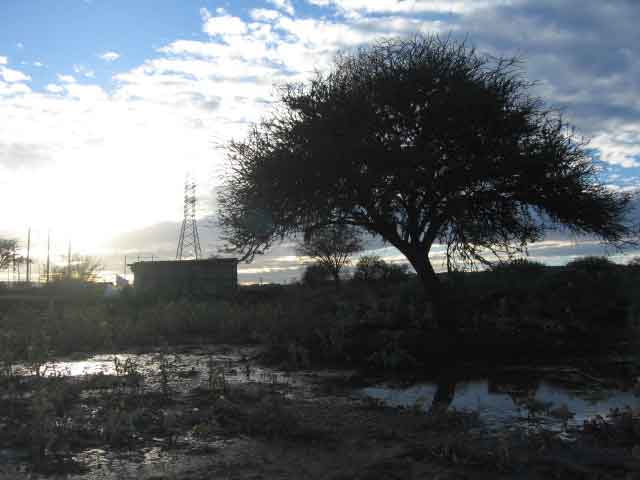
<box><xmin>565</xmin><ymin>255</ymin><xmax>619</xmax><ymax>274</ymax></box>
<box><xmin>353</xmin><ymin>255</ymin><xmax>410</xmax><ymax>282</ymax></box>
<box><xmin>0</xmin><ymin>238</ymin><xmax>18</xmax><ymax>271</ymax></box>
<box><xmin>218</xmin><ymin>35</ymin><xmax>636</xmax><ymax>319</ymax></box>
<box><xmin>296</xmin><ymin>223</ymin><xmax>363</xmax><ymax>285</ymax></box>
<box><xmin>301</xmin><ymin>262</ymin><xmax>332</xmax><ymax>287</ymax></box>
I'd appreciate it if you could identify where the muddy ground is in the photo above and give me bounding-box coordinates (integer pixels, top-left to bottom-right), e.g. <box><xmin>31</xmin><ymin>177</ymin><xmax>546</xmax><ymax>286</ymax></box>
<box><xmin>0</xmin><ymin>345</ymin><xmax>638</xmax><ymax>479</ymax></box>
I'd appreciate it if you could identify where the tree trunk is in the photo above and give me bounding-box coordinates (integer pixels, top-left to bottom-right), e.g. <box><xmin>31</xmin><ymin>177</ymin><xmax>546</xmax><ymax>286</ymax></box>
<box><xmin>331</xmin><ymin>269</ymin><xmax>341</xmax><ymax>290</ymax></box>
<box><xmin>404</xmin><ymin>248</ymin><xmax>451</xmax><ymax>331</ymax></box>
<box><xmin>428</xmin><ymin>376</ymin><xmax>457</xmax><ymax>415</ymax></box>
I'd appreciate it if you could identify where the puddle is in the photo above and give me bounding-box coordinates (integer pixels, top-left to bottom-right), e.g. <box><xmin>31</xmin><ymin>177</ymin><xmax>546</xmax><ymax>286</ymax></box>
<box><xmin>359</xmin><ymin>374</ymin><xmax>639</xmax><ymax>433</ymax></box>
<box><xmin>4</xmin><ymin>346</ymin><xmax>639</xmax><ymax>478</ymax></box>
<box><xmin>0</xmin><ymin>346</ymin><xmax>312</xmax><ymax>479</ymax></box>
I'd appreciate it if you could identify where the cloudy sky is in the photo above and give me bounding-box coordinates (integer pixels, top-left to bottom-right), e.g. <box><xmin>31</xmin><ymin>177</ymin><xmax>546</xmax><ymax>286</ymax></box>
<box><xmin>1</xmin><ymin>0</ymin><xmax>639</xmax><ymax>283</ymax></box>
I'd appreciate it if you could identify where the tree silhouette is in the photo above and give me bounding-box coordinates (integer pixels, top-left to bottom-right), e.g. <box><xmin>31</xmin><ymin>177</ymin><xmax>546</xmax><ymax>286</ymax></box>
<box><xmin>218</xmin><ymin>35</ymin><xmax>636</xmax><ymax>326</ymax></box>
<box><xmin>0</xmin><ymin>239</ymin><xmax>17</xmax><ymax>271</ymax></box>
<box><xmin>295</xmin><ymin>223</ymin><xmax>362</xmax><ymax>286</ymax></box>
<box><xmin>53</xmin><ymin>255</ymin><xmax>103</xmax><ymax>282</ymax></box>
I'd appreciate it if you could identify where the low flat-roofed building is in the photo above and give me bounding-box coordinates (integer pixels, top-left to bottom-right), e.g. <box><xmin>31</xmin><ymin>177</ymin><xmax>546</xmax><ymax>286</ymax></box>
<box><xmin>130</xmin><ymin>258</ymin><xmax>238</xmax><ymax>298</ymax></box>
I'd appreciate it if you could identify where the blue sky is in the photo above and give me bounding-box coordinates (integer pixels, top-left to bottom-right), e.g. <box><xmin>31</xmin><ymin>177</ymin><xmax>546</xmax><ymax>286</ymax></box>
<box><xmin>1</xmin><ymin>0</ymin><xmax>639</xmax><ymax>282</ymax></box>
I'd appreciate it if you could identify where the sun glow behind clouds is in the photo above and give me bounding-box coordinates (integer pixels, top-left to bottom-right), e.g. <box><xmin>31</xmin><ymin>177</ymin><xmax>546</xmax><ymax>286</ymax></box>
<box><xmin>1</xmin><ymin>70</ymin><xmax>224</xmax><ymax>252</ymax></box>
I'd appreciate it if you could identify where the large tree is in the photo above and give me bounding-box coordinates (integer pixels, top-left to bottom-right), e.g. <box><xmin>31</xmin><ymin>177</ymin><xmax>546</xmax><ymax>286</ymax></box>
<box><xmin>295</xmin><ymin>223</ymin><xmax>363</xmax><ymax>286</ymax></box>
<box><xmin>218</xmin><ymin>35</ymin><xmax>636</xmax><ymax>322</ymax></box>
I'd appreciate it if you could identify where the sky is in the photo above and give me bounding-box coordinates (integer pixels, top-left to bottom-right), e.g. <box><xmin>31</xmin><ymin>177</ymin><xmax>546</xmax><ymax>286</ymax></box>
<box><xmin>1</xmin><ymin>0</ymin><xmax>639</xmax><ymax>283</ymax></box>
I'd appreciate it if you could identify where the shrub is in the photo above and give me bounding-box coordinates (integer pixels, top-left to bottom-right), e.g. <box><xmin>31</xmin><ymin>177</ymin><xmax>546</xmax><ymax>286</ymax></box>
<box><xmin>301</xmin><ymin>263</ymin><xmax>332</xmax><ymax>287</ymax></box>
<box><xmin>627</xmin><ymin>256</ymin><xmax>640</xmax><ymax>270</ymax></box>
<box><xmin>489</xmin><ymin>258</ymin><xmax>546</xmax><ymax>275</ymax></box>
<box><xmin>353</xmin><ymin>255</ymin><xmax>409</xmax><ymax>282</ymax></box>
<box><xmin>565</xmin><ymin>256</ymin><xmax>618</xmax><ymax>274</ymax></box>
<box><xmin>544</xmin><ymin>256</ymin><xmax>628</xmax><ymax>330</ymax></box>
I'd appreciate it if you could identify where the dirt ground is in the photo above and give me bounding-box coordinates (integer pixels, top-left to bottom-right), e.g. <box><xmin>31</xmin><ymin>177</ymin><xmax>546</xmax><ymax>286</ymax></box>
<box><xmin>0</xmin><ymin>345</ymin><xmax>638</xmax><ymax>479</ymax></box>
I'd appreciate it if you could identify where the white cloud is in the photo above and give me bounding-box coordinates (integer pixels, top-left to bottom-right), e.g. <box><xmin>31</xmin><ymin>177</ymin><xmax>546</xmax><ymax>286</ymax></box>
<box><xmin>0</xmin><ymin>66</ymin><xmax>31</xmax><ymax>83</ymax></box>
<box><xmin>267</xmin><ymin>0</ymin><xmax>295</xmax><ymax>15</ymax></box>
<box><xmin>0</xmin><ymin>56</ymin><xmax>7</xmax><ymax>65</ymax></box>
<box><xmin>74</xmin><ymin>64</ymin><xmax>95</xmax><ymax>78</ymax></box>
<box><xmin>33</xmin><ymin>61</ymin><xmax>44</xmax><ymax>67</ymax></box>
<box><xmin>100</xmin><ymin>51</ymin><xmax>120</xmax><ymax>62</ymax></box>
<box><xmin>45</xmin><ymin>84</ymin><xmax>64</xmax><ymax>93</ymax></box>
<box><xmin>591</xmin><ymin>129</ymin><xmax>640</xmax><ymax>168</ymax></box>
<box><xmin>250</xmin><ymin>8</ymin><xmax>282</xmax><ymax>21</ymax></box>
<box><xmin>0</xmin><ymin>81</ymin><xmax>31</xmax><ymax>96</ymax></box>
<box><xmin>64</xmin><ymin>84</ymin><xmax>108</xmax><ymax>102</ymax></box>
<box><xmin>305</xmin><ymin>0</ymin><xmax>508</xmax><ymax>14</ymax></box>
<box><xmin>57</xmin><ymin>74</ymin><xmax>76</xmax><ymax>83</ymax></box>
<box><xmin>201</xmin><ymin>11</ymin><xmax>248</xmax><ymax>36</ymax></box>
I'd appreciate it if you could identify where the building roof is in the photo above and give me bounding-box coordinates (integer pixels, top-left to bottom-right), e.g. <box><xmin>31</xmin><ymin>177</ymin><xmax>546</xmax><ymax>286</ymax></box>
<box><xmin>129</xmin><ymin>258</ymin><xmax>238</xmax><ymax>268</ymax></box>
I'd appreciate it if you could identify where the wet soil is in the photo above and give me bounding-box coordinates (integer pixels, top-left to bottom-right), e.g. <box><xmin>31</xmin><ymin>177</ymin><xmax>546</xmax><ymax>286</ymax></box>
<box><xmin>0</xmin><ymin>345</ymin><xmax>638</xmax><ymax>479</ymax></box>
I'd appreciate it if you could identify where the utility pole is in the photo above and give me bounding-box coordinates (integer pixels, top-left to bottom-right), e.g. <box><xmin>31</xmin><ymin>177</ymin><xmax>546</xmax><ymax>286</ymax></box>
<box><xmin>46</xmin><ymin>230</ymin><xmax>50</xmax><ymax>283</ymax></box>
<box><xmin>26</xmin><ymin>227</ymin><xmax>31</xmax><ymax>283</ymax></box>
<box><xmin>67</xmin><ymin>241</ymin><xmax>71</xmax><ymax>279</ymax></box>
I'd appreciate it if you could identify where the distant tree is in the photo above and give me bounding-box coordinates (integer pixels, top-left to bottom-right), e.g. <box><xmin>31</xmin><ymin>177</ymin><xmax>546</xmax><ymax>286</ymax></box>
<box><xmin>565</xmin><ymin>256</ymin><xmax>618</xmax><ymax>274</ymax></box>
<box><xmin>353</xmin><ymin>255</ymin><xmax>409</xmax><ymax>282</ymax></box>
<box><xmin>53</xmin><ymin>255</ymin><xmax>103</xmax><ymax>282</ymax></box>
<box><xmin>628</xmin><ymin>256</ymin><xmax>640</xmax><ymax>270</ymax></box>
<box><xmin>218</xmin><ymin>35</ymin><xmax>637</xmax><ymax>327</ymax></box>
<box><xmin>301</xmin><ymin>262</ymin><xmax>332</xmax><ymax>287</ymax></box>
<box><xmin>295</xmin><ymin>223</ymin><xmax>362</xmax><ymax>286</ymax></box>
<box><xmin>0</xmin><ymin>239</ymin><xmax>18</xmax><ymax>271</ymax></box>
<box><xmin>490</xmin><ymin>258</ymin><xmax>547</xmax><ymax>275</ymax></box>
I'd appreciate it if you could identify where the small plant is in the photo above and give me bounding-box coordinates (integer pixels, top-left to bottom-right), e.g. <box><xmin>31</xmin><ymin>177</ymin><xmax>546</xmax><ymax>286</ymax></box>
<box><xmin>113</xmin><ymin>355</ymin><xmax>140</xmax><ymax>376</ymax></box>
<box><xmin>103</xmin><ymin>405</ymin><xmax>137</xmax><ymax>447</ymax></box>
<box><xmin>157</xmin><ymin>349</ymin><xmax>180</xmax><ymax>401</ymax></box>
<box><xmin>112</xmin><ymin>355</ymin><xmax>142</xmax><ymax>394</ymax></box>
<box><xmin>0</xmin><ymin>331</ymin><xmax>17</xmax><ymax>380</ymax></box>
<box><xmin>206</xmin><ymin>355</ymin><xmax>226</xmax><ymax>397</ymax></box>
<box><xmin>29</xmin><ymin>383</ymin><xmax>70</xmax><ymax>468</ymax></box>
<box><xmin>287</xmin><ymin>342</ymin><xmax>310</xmax><ymax>369</ymax></box>
<box><xmin>366</xmin><ymin>335</ymin><xmax>417</xmax><ymax>370</ymax></box>
<box><xmin>26</xmin><ymin>331</ymin><xmax>52</xmax><ymax>377</ymax></box>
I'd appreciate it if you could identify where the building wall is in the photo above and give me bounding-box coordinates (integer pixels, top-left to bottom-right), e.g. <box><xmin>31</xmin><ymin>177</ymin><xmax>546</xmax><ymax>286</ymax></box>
<box><xmin>131</xmin><ymin>259</ymin><xmax>237</xmax><ymax>297</ymax></box>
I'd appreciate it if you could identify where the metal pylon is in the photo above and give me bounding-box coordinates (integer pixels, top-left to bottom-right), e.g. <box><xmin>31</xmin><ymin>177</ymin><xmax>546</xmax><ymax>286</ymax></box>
<box><xmin>176</xmin><ymin>175</ymin><xmax>202</xmax><ymax>260</ymax></box>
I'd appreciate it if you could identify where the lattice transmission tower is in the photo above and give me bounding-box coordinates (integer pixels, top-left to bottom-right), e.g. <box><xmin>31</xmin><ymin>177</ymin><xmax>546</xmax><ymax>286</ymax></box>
<box><xmin>176</xmin><ymin>174</ymin><xmax>203</xmax><ymax>260</ymax></box>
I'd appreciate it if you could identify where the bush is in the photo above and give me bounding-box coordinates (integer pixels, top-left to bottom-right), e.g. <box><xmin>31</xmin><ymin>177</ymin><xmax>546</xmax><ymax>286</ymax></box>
<box><xmin>301</xmin><ymin>263</ymin><xmax>332</xmax><ymax>287</ymax></box>
<box><xmin>490</xmin><ymin>258</ymin><xmax>546</xmax><ymax>275</ymax></box>
<box><xmin>544</xmin><ymin>256</ymin><xmax>628</xmax><ymax>330</ymax></box>
<box><xmin>565</xmin><ymin>256</ymin><xmax>618</xmax><ymax>274</ymax></box>
<box><xmin>627</xmin><ymin>256</ymin><xmax>640</xmax><ymax>270</ymax></box>
<box><xmin>353</xmin><ymin>256</ymin><xmax>409</xmax><ymax>282</ymax></box>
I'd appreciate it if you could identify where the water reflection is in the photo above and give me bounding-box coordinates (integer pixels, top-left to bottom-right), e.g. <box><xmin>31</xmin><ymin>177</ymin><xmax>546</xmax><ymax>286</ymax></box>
<box><xmin>360</xmin><ymin>375</ymin><xmax>638</xmax><ymax>432</ymax></box>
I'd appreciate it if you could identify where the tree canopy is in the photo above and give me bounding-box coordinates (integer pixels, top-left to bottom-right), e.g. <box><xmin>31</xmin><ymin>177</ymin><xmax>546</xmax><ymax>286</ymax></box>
<box><xmin>218</xmin><ymin>35</ymin><xmax>636</xmax><ymax>306</ymax></box>
<box><xmin>53</xmin><ymin>255</ymin><xmax>103</xmax><ymax>282</ymax></box>
<box><xmin>295</xmin><ymin>223</ymin><xmax>362</xmax><ymax>285</ymax></box>
<box><xmin>0</xmin><ymin>239</ymin><xmax>18</xmax><ymax>271</ymax></box>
